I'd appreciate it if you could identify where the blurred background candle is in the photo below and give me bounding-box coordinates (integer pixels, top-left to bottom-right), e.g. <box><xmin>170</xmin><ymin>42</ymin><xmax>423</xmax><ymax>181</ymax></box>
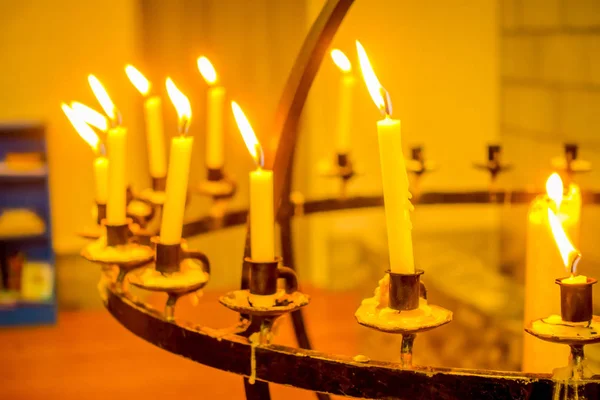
<box><xmin>330</xmin><ymin>49</ymin><xmax>354</xmax><ymax>156</ymax></box>
<box><xmin>61</xmin><ymin>103</ymin><xmax>108</xmax><ymax>204</ymax></box>
<box><xmin>160</xmin><ymin>77</ymin><xmax>193</xmax><ymax>245</ymax></box>
<box><xmin>523</xmin><ymin>173</ymin><xmax>581</xmax><ymax>372</ymax></box>
<box><xmin>231</xmin><ymin>101</ymin><xmax>274</xmax><ymax>262</ymax></box>
<box><xmin>197</xmin><ymin>56</ymin><xmax>226</xmax><ymax>173</ymax></box>
<box><xmin>125</xmin><ymin>65</ymin><xmax>167</xmax><ymax>179</ymax></box>
<box><xmin>88</xmin><ymin>75</ymin><xmax>127</xmax><ymax>225</ymax></box>
<box><xmin>356</xmin><ymin>40</ymin><xmax>414</xmax><ymax>275</ymax></box>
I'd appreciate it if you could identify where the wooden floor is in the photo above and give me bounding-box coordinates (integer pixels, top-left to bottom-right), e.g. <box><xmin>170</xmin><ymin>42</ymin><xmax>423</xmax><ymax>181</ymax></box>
<box><xmin>0</xmin><ymin>289</ymin><xmax>362</xmax><ymax>400</ymax></box>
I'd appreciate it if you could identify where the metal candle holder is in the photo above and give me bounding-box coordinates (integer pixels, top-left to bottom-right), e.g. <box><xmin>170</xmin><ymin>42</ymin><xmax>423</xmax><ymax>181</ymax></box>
<box><xmin>129</xmin><ymin>237</ymin><xmax>210</xmax><ymax>321</ymax></box>
<box><xmin>473</xmin><ymin>144</ymin><xmax>512</xmax><ymax>184</ymax></box>
<box><xmin>196</xmin><ymin>168</ymin><xmax>237</xmax><ymax>220</ymax></box>
<box><xmin>152</xmin><ymin>176</ymin><xmax>167</xmax><ymax>192</ymax></box>
<box><xmin>356</xmin><ymin>269</ymin><xmax>452</xmax><ymax>368</ymax></box>
<box><xmin>556</xmin><ymin>276</ymin><xmax>597</xmax><ymax>323</ymax></box>
<box><xmin>318</xmin><ymin>153</ymin><xmax>356</xmax><ymax>199</ymax></box>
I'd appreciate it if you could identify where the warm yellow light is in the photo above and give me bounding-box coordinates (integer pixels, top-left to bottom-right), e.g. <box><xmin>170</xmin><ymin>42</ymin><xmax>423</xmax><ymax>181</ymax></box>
<box><xmin>125</xmin><ymin>64</ymin><xmax>151</xmax><ymax>96</ymax></box>
<box><xmin>88</xmin><ymin>75</ymin><xmax>117</xmax><ymax>121</ymax></box>
<box><xmin>165</xmin><ymin>77</ymin><xmax>192</xmax><ymax>133</ymax></box>
<box><xmin>331</xmin><ymin>49</ymin><xmax>352</xmax><ymax>73</ymax></box>
<box><xmin>71</xmin><ymin>102</ymin><xmax>108</xmax><ymax>132</ymax></box>
<box><xmin>546</xmin><ymin>173</ymin><xmax>564</xmax><ymax>209</ymax></box>
<box><xmin>197</xmin><ymin>56</ymin><xmax>218</xmax><ymax>85</ymax></box>
<box><xmin>547</xmin><ymin>208</ymin><xmax>581</xmax><ymax>271</ymax></box>
<box><xmin>356</xmin><ymin>40</ymin><xmax>389</xmax><ymax>115</ymax></box>
<box><xmin>61</xmin><ymin>103</ymin><xmax>100</xmax><ymax>152</ymax></box>
<box><xmin>231</xmin><ymin>101</ymin><xmax>262</xmax><ymax>167</ymax></box>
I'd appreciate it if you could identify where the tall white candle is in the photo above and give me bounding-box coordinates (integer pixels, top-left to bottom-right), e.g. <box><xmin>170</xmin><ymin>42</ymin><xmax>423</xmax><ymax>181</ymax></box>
<box><xmin>331</xmin><ymin>49</ymin><xmax>355</xmax><ymax>155</ymax></box>
<box><xmin>125</xmin><ymin>65</ymin><xmax>167</xmax><ymax>178</ymax></box>
<box><xmin>106</xmin><ymin>127</ymin><xmax>127</xmax><ymax>225</ymax></box>
<box><xmin>160</xmin><ymin>77</ymin><xmax>193</xmax><ymax>244</ymax></box>
<box><xmin>94</xmin><ymin>156</ymin><xmax>109</xmax><ymax>204</ymax></box>
<box><xmin>160</xmin><ymin>136</ymin><xmax>193</xmax><ymax>244</ymax></box>
<box><xmin>231</xmin><ymin>101</ymin><xmax>275</xmax><ymax>261</ymax></box>
<box><xmin>198</xmin><ymin>56</ymin><xmax>226</xmax><ymax>170</ymax></box>
<box><xmin>356</xmin><ymin>41</ymin><xmax>415</xmax><ymax>274</ymax></box>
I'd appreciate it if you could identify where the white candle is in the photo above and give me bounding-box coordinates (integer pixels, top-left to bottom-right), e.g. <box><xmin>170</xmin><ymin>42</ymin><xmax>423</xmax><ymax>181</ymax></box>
<box><xmin>378</xmin><ymin>118</ymin><xmax>415</xmax><ymax>274</ymax></box>
<box><xmin>160</xmin><ymin>136</ymin><xmax>193</xmax><ymax>244</ymax></box>
<box><xmin>125</xmin><ymin>65</ymin><xmax>167</xmax><ymax>178</ymax></box>
<box><xmin>94</xmin><ymin>156</ymin><xmax>109</xmax><ymax>204</ymax></box>
<box><xmin>160</xmin><ymin>77</ymin><xmax>193</xmax><ymax>244</ymax></box>
<box><xmin>145</xmin><ymin>96</ymin><xmax>167</xmax><ymax>178</ymax></box>
<box><xmin>106</xmin><ymin>127</ymin><xmax>127</xmax><ymax>225</ymax></box>
<box><xmin>356</xmin><ymin>41</ymin><xmax>415</xmax><ymax>274</ymax></box>
<box><xmin>231</xmin><ymin>101</ymin><xmax>275</xmax><ymax>261</ymax></box>
<box><xmin>197</xmin><ymin>56</ymin><xmax>226</xmax><ymax>170</ymax></box>
<box><xmin>331</xmin><ymin>49</ymin><xmax>355</xmax><ymax>155</ymax></box>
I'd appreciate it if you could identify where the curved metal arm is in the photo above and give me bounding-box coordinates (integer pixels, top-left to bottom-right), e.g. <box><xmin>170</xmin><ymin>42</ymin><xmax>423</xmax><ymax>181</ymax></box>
<box><xmin>277</xmin><ymin>266</ymin><xmax>298</xmax><ymax>293</ymax></box>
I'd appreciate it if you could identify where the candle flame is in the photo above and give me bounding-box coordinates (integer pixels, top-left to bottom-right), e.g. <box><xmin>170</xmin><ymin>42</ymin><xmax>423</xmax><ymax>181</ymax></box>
<box><xmin>356</xmin><ymin>40</ymin><xmax>392</xmax><ymax>117</ymax></box>
<box><xmin>197</xmin><ymin>56</ymin><xmax>218</xmax><ymax>85</ymax></box>
<box><xmin>125</xmin><ymin>65</ymin><xmax>151</xmax><ymax>96</ymax></box>
<box><xmin>331</xmin><ymin>49</ymin><xmax>352</xmax><ymax>73</ymax></box>
<box><xmin>231</xmin><ymin>101</ymin><xmax>263</xmax><ymax>167</ymax></box>
<box><xmin>88</xmin><ymin>75</ymin><xmax>118</xmax><ymax>123</ymax></box>
<box><xmin>547</xmin><ymin>208</ymin><xmax>581</xmax><ymax>274</ymax></box>
<box><xmin>546</xmin><ymin>173</ymin><xmax>564</xmax><ymax>209</ymax></box>
<box><xmin>165</xmin><ymin>77</ymin><xmax>192</xmax><ymax>133</ymax></box>
<box><xmin>61</xmin><ymin>103</ymin><xmax>100</xmax><ymax>152</ymax></box>
<box><xmin>71</xmin><ymin>102</ymin><xmax>108</xmax><ymax>132</ymax></box>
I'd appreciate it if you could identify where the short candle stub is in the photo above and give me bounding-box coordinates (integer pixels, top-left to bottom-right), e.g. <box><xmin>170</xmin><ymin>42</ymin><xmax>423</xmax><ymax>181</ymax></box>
<box><xmin>555</xmin><ymin>276</ymin><xmax>597</xmax><ymax>323</ymax></box>
<box><xmin>388</xmin><ymin>269</ymin><xmax>425</xmax><ymax>311</ymax></box>
<box><xmin>565</xmin><ymin>143</ymin><xmax>578</xmax><ymax>162</ymax></box>
<box><xmin>96</xmin><ymin>203</ymin><xmax>107</xmax><ymax>225</ymax></box>
<box><xmin>152</xmin><ymin>176</ymin><xmax>167</xmax><ymax>192</ymax></box>
<box><xmin>105</xmin><ymin>223</ymin><xmax>131</xmax><ymax>247</ymax></box>
<box><xmin>207</xmin><ymin>168</ymin><xmax>225</xmax><ymax>182</ymax></box>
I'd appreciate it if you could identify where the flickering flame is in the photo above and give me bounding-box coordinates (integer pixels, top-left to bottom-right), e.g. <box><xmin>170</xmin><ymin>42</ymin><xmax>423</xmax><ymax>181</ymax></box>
<box><xmin>356</xmin><ymin>40</ymin><xmax>392</xmax><ymax>117</ymax></box>
<box><xmin>547</xmin><ymin>208</ymin><xmax>581</xmax><ymax>273</ymax></box>
<box><xmin>197</xmin><ymin>56</ymin><xmax>218</xmax><ymax>85</ymax></box>
<box><xmin>546</xmin><ymin>173</ymin><xmax>564</xmax><ymax>209</ymax></box>
<box><xmin>166</xmin><ymin>77</ymin><xmax>192</xmax><ymax>133</ymax></box>
<box><xmin>331</xmin><ymin>49</ymin><xmax>352</xmax><ymax>73</ymax></box>
<box><xmin>71</xmin><ymin>102</ymin><xmax>108</xmax><ymax>132</ymax></box>
<box><xmin>88</xmin><ymin>75</ymin><xmax>117</xmax><ymax>122</ymax></box>
<box><xmin>61</xmin><ymin>103</ymin><xmax>100</xmax><ymax>152</ymax></box>
<box><xmin>231</xmin><ymin>101</ymin><xmax>263</xmax><ymax>167</ymax></box>
<box><xmin>125</xmin><ymin>65</ymin><xmax>151</xmax><ymax>96</ymax></box>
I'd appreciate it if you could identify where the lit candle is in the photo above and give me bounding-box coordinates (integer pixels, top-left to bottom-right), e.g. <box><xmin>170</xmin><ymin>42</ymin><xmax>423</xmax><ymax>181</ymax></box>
<box><xmin>160</xmin><ymin>78</ymin><xmax>193</xmax><ymax>245</ymax></box>
<box><xmin>356</xmin><ymin>41</ymin><xmax>414</xmax><ymax>274</ymax></box>
<box><xmin>523</xmin><ymin>173</ymin><xmax>582</xmax><ymax>372</ymax></box>
<box><xmin>88</xmin><ymin>75</ymin><xmax>127</xmax><ymax>225</ymax></box>
<box><xmin>330</xmin><ymin>49</ymin><xmax>355</xmax><ymax>155</ymax></box>
<box><xmin>61</xmin><ymin>103</ymin><xmax>108</xmax><ymax>204</ymax></box>
<box><xmin>231</xmin><ymin>101</ymin><xmax>274</xmax><ymax>262</ymax></box>
<box><xmin>125</xmin><ymin>65</ymin><xmax>167</xmax><ymax>179</ymax></box>
<box><xmin>197</xmin><ymin>56</ymin><xmax>226</xmax><ymax>172</ymax></box>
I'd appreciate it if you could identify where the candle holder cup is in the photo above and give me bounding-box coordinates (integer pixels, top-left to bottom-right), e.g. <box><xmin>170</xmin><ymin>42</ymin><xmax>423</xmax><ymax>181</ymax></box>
<box><xmin>318</xmin><ymin>153</ymin><xmax>356</xmax><ymax>199</ymax></box>
<box><xmin>356</xmin><ymin>269</ymin><xmax>452</xmax><ymax>368</ymax></box>
<box><xmin>556</xmin><ymin>277</ymin><xmax>597</xmax><ymax>323</ymax></box>
<box><xmin>129</xmin><ymin>237</ymin><xmax>211</xmax><ymax>321</ymax></box>
<box><xmin>473</xmin><ymin>144</ymin><xmax>512</xmax><ymax>184</ymax></box>
<box><xmin>152</xmin><ymin>176</ymin><xmax>167</xmax><ymax>192</ymax></box>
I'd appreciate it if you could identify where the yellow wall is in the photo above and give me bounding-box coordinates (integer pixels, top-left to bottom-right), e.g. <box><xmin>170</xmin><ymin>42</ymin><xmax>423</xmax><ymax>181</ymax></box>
<box><xmin>0</xmin><ymin>0</ymin><xmax>145</xmax><ymax>253</ymax></box>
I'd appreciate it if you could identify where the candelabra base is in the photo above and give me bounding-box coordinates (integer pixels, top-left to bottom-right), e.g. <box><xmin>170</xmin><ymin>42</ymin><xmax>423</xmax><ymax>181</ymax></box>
<box><xmin>525</xmin><ymin>315</ymin><xmax>600</xmax><ymax>347</ymax></box>
<box><xmin>220</xmin><ymin>289</ymin><xmax>310</xmax><ymax>318</ymax></box>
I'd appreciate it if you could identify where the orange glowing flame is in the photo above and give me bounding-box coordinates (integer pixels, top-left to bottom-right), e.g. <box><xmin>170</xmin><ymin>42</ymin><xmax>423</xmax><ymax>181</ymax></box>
<box><xmin>231</xmin><ymin>101</ymin><xmax>263</xmax><ymax>167</ymax></box>
<box><xmin>71</xmin><ymin>102</ymin><xmax>108</xmax><ymax>132</ymax></box>
<box><xmin>547</xmin><ymin>208</ymin><xmax>581</xmax><ymax>273</ymax></box>
<box><xmin>125</xmin><ymin>65</ymin><xmax>151</xmax><ymax>96</ymax></box>
<box><xmin>88</xmin><ymin>75</ymin><xmax>118</xmax><ymax>122</ymax></box>
<box><xmin>331</xmin><ymin>49</ymin><xmax>352</xmax><ymax>73</ymax></box>
<box><xmin>356</xmin><ymin>40</ymin><xmax>391</xmax><ymax>116</ymax></box>
<box><xmin>546</xmin><ymin>173</ymin><xmax>564</xmax><ymax>209</ymax></box>
<box><xmin>197</xmin><ymin>56</ymin><xmax>218</xmax><ymax>85</ymax></box>
<box><xmin>61</xmin><ymin>103</ymin><xmax>101</xmax><ymax>152</ymax></box>
<box><xmin>165</xmin><ymin>77</ymin><xmax>192</xmax><ymax>133</ymax></box>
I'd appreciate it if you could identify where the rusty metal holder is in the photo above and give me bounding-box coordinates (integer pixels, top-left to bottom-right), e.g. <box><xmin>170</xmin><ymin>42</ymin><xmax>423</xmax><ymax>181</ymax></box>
<box><xmin>318</xmin><ymin>153</ymin><xmax>356</xmax><ymax>198</ymax></box>
<box><xmin>556</xmin><ymin>276</ymin><xmax>597</xmax><ymax>323</ymax></box>
<box><xmin>473</xmin><ymin>145</ymin><xmax>513</xmax><ymax>183</ymax></box>
<box><xmin>197</xmin><ymin>167</ymin><xmax>237</xmax><ymax>201</ymax></box>
<box><xmin>129</xmin><ymin>237</ymin><xmax>210</xmax><ymax>321</ymax></box>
